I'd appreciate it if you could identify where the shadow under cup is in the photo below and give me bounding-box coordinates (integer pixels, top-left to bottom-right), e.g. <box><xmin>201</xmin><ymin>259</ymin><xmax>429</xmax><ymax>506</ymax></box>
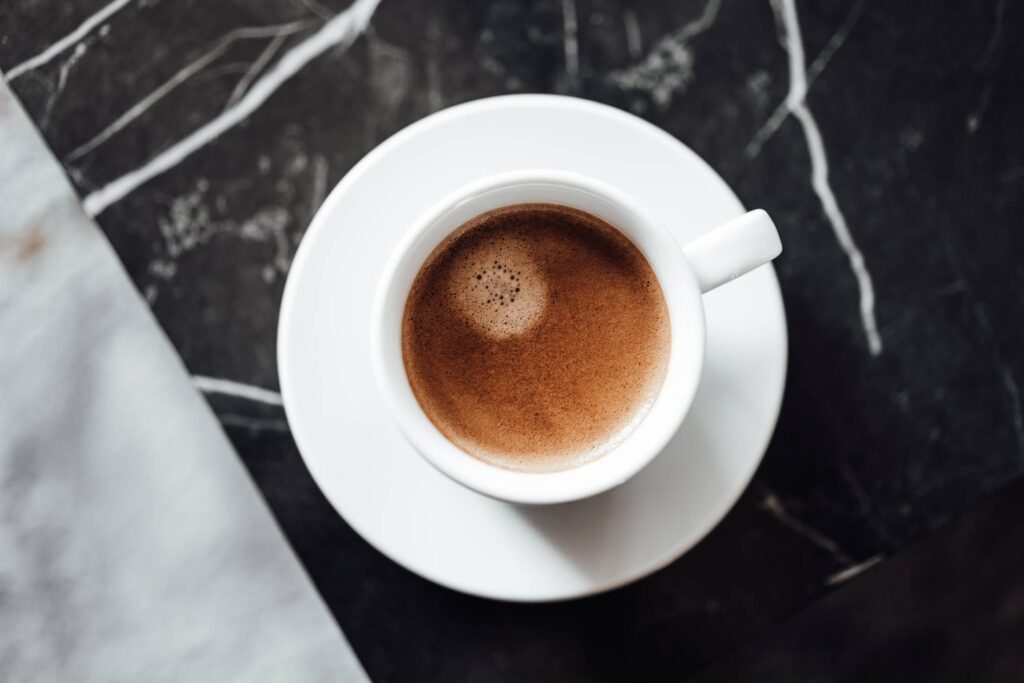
<box><xmin>370</xmin><ymin>170</ymin><xmax>706</xmax><ymax>505</ymax></box>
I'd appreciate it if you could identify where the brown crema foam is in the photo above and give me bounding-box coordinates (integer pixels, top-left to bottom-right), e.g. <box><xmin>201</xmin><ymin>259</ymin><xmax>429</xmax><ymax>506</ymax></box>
<box><xmin>401</xmin><ymin>203</ymin><xmax>670</xmax><ymax>473</ymax></box>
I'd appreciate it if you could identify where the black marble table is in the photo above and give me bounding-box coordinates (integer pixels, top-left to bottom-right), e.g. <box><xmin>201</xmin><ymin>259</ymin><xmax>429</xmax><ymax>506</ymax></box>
<box><xmin>2</xmin><ymin>0</ymin><xmax>1021</xmax><ymax>679</ymax></box>
<box><xmin>694</xmin><ymin>474</ymin><xmax>1024</xmax><ymax>682</ymax></box>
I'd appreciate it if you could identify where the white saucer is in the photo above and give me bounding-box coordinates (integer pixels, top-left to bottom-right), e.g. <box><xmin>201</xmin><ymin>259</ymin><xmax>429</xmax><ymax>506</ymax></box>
<box><xmin>278</xmin><ymin>95</ymin><xmax>787</xmax><ymax>602</ymax></box>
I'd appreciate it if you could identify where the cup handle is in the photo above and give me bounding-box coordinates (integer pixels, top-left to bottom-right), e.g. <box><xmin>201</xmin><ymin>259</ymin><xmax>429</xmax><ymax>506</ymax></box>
<box><xmin>681</xmin><ymin>209</ymin><xmax>782</xmax><ymax>294</ymax></box>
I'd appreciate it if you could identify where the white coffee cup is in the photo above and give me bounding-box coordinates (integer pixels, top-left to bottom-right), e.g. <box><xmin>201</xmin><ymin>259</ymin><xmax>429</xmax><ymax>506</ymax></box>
<box><xmin>370</xmin><ymin>169</ymin><xmax>780</xmax><ymax>505</ymax></box>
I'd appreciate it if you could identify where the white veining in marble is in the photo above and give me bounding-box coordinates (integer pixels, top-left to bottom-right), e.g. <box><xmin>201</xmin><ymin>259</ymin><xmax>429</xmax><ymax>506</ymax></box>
<box><xmin>6</xmin><ymin>0</ymin><xmax>134</xmax><ymax>80</ymax></box>
<box><xmin>774</xmin><ymin>0</ymin><xmax>883</xmax><ymax>356</ymax></box>
<box><xmin>972</xmin><ymin>305</ymin><xmax>1024</xmax><ymax>454</ymax></box>
<box><xmin>225</xmin><ymin>31</ymin><xmax>291</xmax><ymax>110</ymax></box>
<box><xmin>310</xmin><ymin>153</ymin><xmax>330</xmax><ymax>215</ymax></box>
<box><xmin>425</xmin><ymin>44</ymin><xmax>444</xmax><ymax>112</ymax></box>
<box><xmin>0</xmin><ymin>82</ymin><xmax>365</xmax><ymax>683</ymax></box>
<box><xmin>621</xmin><ymin>9</ymin><xmax>643</xmax><ymax>60</ymax></box>
<box><xmin>825</xmin><ymin>554</ymin><xmax>883</xmax><ymax>586</ymax></box>
<box><xmin>762</xmin><ymin>492</ymin><xmax>889</xmax><ymax>586</ymax></box>
<box><xmin>745</xmin><ymin>1</ymin><xmax>863</xmax><ymax>159</ymax></box>
<box><xmin>81</xmin><ymin>0</ymin><xmax>381</xmax><ymax>217</ymax></box>
<box><xmin>607</xmin><ymin>0</ymin><xmax>721</xmax><ymax>109</ymax></box>
<box><xmin>561</xmin><ymin>0</ymin><xmax>580</xmax><ymax>89</ymax></box>
<box><xmin>65</xmin><ymin>20</ymin><xmax>312</xmax><ymax>163</ymax></box>
<box><xmin>995</xmin><ymin>165</ymin><xmax>1024</xmax><ymax>183</ymax></box>
<box><xmin>363</xmin><ymin>24</ymin><xmax>414</xmax><ymax>131</ymax></box>
<box><xmin>966</xmin><ymin>0</ymin><xmax>1007</xmax><ymax>134</ymax></box>
<box><xmin>935</xmin><ymin>222</ymin><xmax>1023</xmax><ymax>459</ymax></box>
<box><xmin>39</xmin><ymin>41</ymin><xmax>88</xmax><ymax>127</ymax></box>
<box><xmin>193</xmin><ymin>375</ymin><xmax>284</xmax><ymax>406</ymax></box>
<box><xmin>998</xmin><ymin>366</ymin><xmax>1024</xmax><ymax>452</ymax></box>
<box><xmin>761</xmin><ymin>490</ymin><xmax>853</xmax><ymax>566</ymax></box>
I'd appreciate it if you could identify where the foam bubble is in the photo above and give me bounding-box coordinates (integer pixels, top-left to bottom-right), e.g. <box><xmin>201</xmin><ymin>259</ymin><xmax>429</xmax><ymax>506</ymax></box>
<box><xmin>449</xmin><ymin>233</ymin><xmax>546</xmax><ymax>338</ymax></box>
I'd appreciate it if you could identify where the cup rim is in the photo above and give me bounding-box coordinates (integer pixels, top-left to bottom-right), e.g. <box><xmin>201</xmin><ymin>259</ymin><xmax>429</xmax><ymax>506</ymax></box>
<box><xmin>370</xmin><ymin>169</ymin><xmax>706</xmax><ymax>505</ymax></box>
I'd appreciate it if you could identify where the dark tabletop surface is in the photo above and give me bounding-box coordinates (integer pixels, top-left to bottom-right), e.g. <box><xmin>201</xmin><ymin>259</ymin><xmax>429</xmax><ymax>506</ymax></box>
<box><xmin>696</xmin><ymin>474</ymin><xmax>1024</xmax><ymax>682</ymax></box>
<box><xmin>2</xmin><ymin>0</ymin><xmax>1022</xmax><ymax>680</ymax></box>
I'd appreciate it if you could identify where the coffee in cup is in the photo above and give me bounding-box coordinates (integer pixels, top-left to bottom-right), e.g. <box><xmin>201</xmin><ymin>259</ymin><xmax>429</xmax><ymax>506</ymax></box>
<box><xmin>402</xmin><ymin>203</ymin><xmax>669</xmax><ymax>473</ymax></box>
<box><xmin>372</xmin><ymin>169</ymin><xmax>779</xmax><ymax>504</ymax></box>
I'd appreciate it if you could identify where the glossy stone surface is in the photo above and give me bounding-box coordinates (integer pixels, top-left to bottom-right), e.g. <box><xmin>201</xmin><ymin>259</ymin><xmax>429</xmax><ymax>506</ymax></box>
<box><xmin>2</xmin><ymin>0</ymin><xmax>1021</xmax><ymax>679</ymax></box>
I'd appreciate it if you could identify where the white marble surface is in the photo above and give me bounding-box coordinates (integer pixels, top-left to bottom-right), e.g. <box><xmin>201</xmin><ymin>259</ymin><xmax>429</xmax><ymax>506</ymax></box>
<box><xmin>0</xmin><ymin>81</ymin><xmax>367</xmax><ymax>682</ymax></box>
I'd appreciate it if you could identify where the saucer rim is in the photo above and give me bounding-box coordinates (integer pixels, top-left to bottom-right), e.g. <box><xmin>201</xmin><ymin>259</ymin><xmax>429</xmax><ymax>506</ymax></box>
<box><xmin>278</xmin><ymin>94</ymin><xmax>788</xmax><ymax>602</ymax></box>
